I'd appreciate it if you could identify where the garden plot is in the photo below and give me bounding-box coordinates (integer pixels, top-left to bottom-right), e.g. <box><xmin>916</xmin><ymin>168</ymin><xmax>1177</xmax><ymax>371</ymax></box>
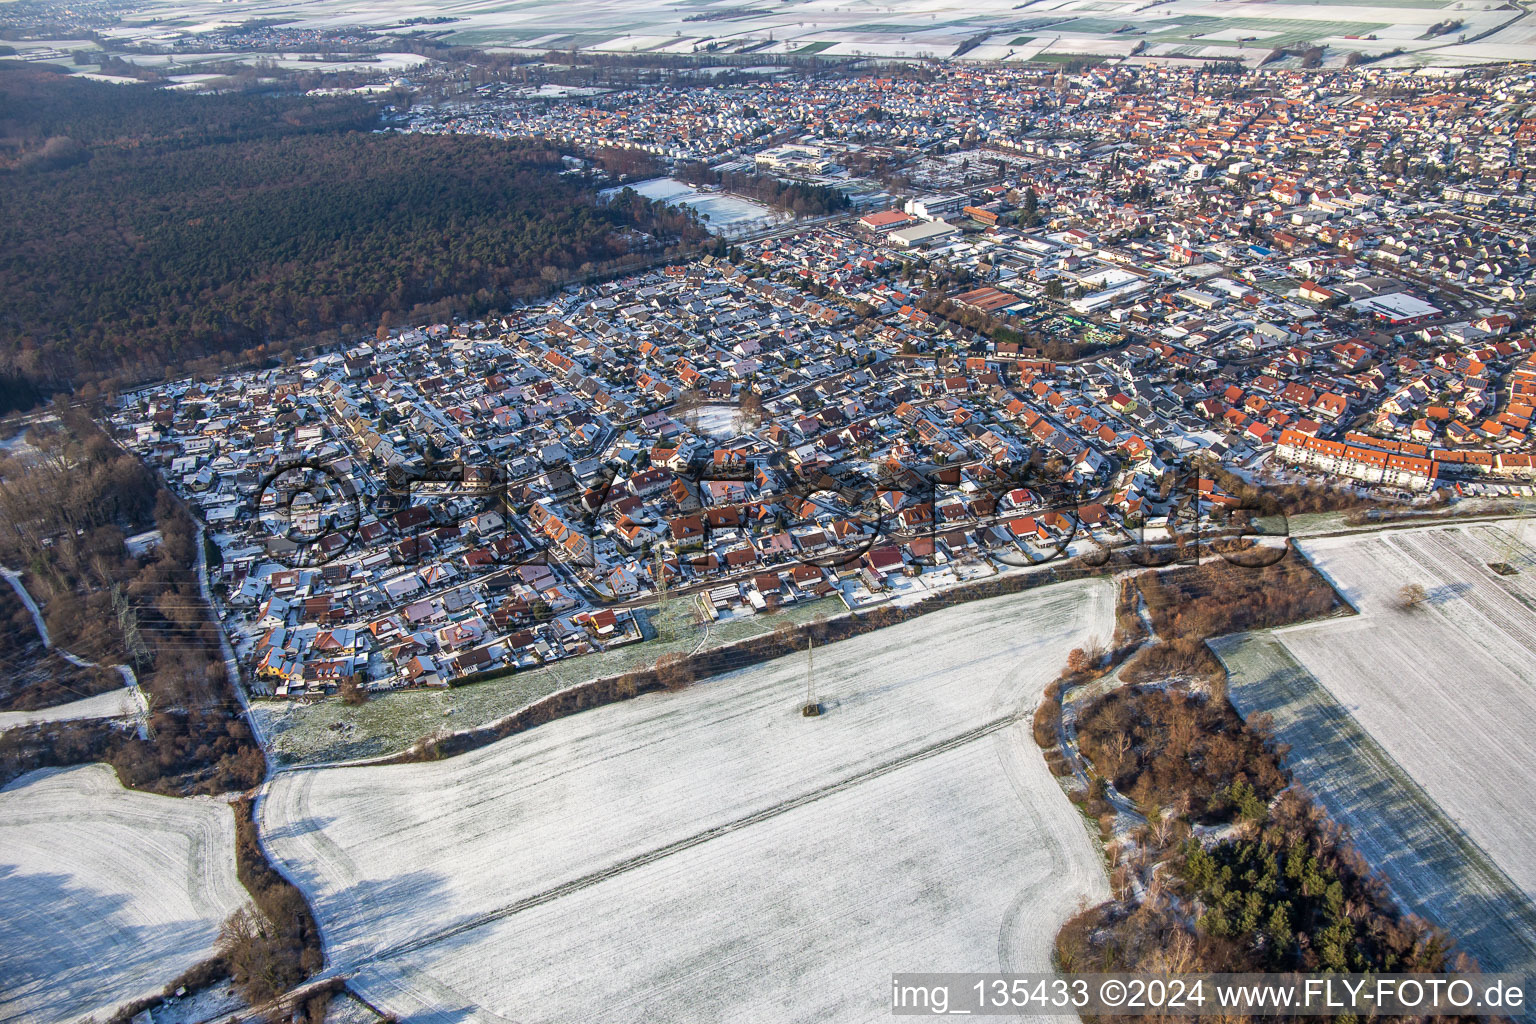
<box><xmin>261</xmin><ymin>581</ymin><xmax>1113</xmax><ymax>1019</ymax></box>
<box><xmin>0</xmin><ymin>764</ymin><xmax>248</xmax><ymax>1024</ymax></box>
<box><xmin>680</xmin><ymin>403</ymin><xmax>748</xmax><ymax>440</ymax></box>
<box><xmin>255</xmin><ymin>596</ymin><xmax>839</xmax><ymax>767</ymax></box>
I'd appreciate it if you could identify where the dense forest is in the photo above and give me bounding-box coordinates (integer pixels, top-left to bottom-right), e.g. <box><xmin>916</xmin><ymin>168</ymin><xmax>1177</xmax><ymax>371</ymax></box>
<box><xmin>0</xmin><ymin>63</ymin><xmax>713</xmax><ymax>405</ymax></box>
<box><xmin>0</xmin><ymin>61</ymin><xmax>378</xmax><ymax>153</ymax></box>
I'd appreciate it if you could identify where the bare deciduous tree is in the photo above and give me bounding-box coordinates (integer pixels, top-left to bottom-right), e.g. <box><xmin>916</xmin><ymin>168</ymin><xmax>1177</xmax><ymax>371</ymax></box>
<box><xmin>1083</xmin><ymin>632</ymin><xmax>1107</xmax><ymax>665</ymax></box>
<box><xmin>339</xmin><ymin>677</ymin><xmax>368</xmax><ymax>706</ymax></box>
<box><xmin>773</xmin><ymin>619</ymin><xmax>801</xmax><ymax>651</ymax></box>
<box><xmin>654</xmin><ymin>652</ymin><xmax>694</xmax><ymax>691</ymax></box>
<box><xmin>739</xmin><ymin>388</ymin><xmax>765</xmax><ymax>428</ymax></box>
<box><xmin>1105</xmin><ymin>732</ymin><xmax>1133</xmax><ymax>780</ymax></box>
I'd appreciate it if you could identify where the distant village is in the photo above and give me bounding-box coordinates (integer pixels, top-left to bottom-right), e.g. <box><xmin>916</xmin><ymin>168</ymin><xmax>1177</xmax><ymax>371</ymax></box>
<box><xmin>113</xmin><ymin>61</ymin><xmax>1536</xmax><ymax>701</ymax></box>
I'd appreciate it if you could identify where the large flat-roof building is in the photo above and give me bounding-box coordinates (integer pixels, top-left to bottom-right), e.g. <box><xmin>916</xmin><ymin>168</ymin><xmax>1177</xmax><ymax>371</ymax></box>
<box><xmin>904</xmin><ymin>194</ymin><xmax>969</xmax><ymax>221</ymax></box>
<box><xmin>859</xmin><ymin>209</ymin><xmax>916</xmax><ymax>232</ymax></box>
<box><xmin>888</xmin><ymin>220</ymin><xmax>961</xmax><ymax>249</ymax></box>
<box><xmin>1349</xmin><ymin>292</ymin><xmax>1441</xmax><ymax>324</ymax></box>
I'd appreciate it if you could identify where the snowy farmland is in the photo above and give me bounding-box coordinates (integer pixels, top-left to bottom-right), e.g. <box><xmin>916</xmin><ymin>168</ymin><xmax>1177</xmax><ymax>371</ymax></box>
<box><xmin>0</xmin><ymin>765</ymin><xmax>249</xmax><ymax>1024</ymax></box>
<box><xmin>1219</xmin><ymin>520</ymin><xmax>1536</xmax><ymax>977</ymax></box>
<box><xmin>261</xmin><ymin>580</ymin><xmax>1113</xmax><ymax>1021</ymax></box>
<box><xmin>1288</xmin><ymin>523</ymin><xmax>1536</xmax><ymax>895</ymax></box>
<box><xmin>56</xmin><ymin>0</ymin><xmax>1523</xmax><ymax>68</ymax></box>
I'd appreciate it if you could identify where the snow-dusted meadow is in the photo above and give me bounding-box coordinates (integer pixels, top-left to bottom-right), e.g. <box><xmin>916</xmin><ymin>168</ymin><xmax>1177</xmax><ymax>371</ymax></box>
<box><xmin>0</xmin><ymin>765</ymin><xmax>249</xmax><ymax>1024</ymax></box>
<box><xmin>680</xmin><ymin>402</ymin><xmax>748</xmax><ymax>440</ymax></box>
<box><xmin>261</xmin><ymin>581</ymin><xmax>1113</xmax><ymax>1021</ymax></box>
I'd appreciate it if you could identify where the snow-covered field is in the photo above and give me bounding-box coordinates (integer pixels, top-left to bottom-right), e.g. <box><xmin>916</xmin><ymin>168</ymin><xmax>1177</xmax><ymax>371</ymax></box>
<box><xmin>1286</xmin><ymin>523</ymin><xmax>1536</xmax><ymax>898</ymax></box>
<box><xmin>604</xmin><ymin>178</ymin><xmax>790</xmax><ymax>238</ymax></box>
<box><xmin>1219</xmin><ymin>520</ymin><xmax>1536</xmax><ymax>977</ymax></box>
<box><xmin>261</xmin><ymin>581</ymin><xmax>1113</xmax><ymax>1021</ymax></box>
<box><xmin>1216</xmin><ymin>630</ymin><xmax>1536</xmax><ymax>980</ymax></box>
<box><xmin>681</xmin><ymin>403</ymin><xmax>747</xmax><ymax>440</ymax></box>
<box><xmin>45</xmin><ymin>0</ymin><xmax>1514</xmax><ymax>67</ymax></box>
<box><xmin>0</xmin><ymin>686</ymin><xmax>141</xmax><ymax>733</ymax></box>
<box><xmin>0</xmin><ymin>765</ymin><xmax>249</xmax><ymax>1024</ymax></box>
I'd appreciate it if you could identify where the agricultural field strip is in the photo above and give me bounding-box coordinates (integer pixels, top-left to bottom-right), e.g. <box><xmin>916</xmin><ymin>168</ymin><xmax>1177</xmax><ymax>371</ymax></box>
<box><xmin>1282</xmin><ymin>524</ymin><xmax>1536</xmax><ymax>895</ymax></box>
<box><xmin>337</xmin><ymin>712</ymin><xmax>1020</xmax><ymax>975</ymax></box>
<box><xmin>0</xmin><ymin>764</ymin><xmax>249</xmax><ymax>1024</ymax></box>
<box><xmin>261</xmin><ymin>582</ymin><xmax>1113</xmax><ymax>987</ymax></box>
<box><xmin>1215</xmin><ymin>632</ymin><xmax>1536</xmax><ymax>979</ymax></box>
<box><xmin>0</xmin><ymin>686</ymin><xmax>141</xmax><ymax>732</ymax></box>
<box><xmin>346</xmin><ymin>734</ymin><xmax>1105</xmax><ymax>1024</ymax></box>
